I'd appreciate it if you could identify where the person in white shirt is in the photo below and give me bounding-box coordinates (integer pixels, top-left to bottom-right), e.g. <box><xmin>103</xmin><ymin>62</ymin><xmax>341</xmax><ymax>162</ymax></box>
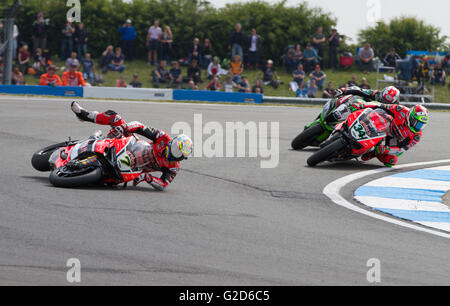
<box><xmin>146</xmin><ymin>20</ymin><xmax>162</xmax><ymax>65</ymax></box>
<box><xmin>248</xmin><ymin>28</ymin><xmax>261</xmax><ymax>69</ymax></box>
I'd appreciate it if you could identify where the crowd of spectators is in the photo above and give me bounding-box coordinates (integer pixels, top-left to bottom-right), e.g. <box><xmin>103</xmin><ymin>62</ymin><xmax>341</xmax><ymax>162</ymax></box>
<box><xmin>0</xmin><ymin>13</ymin><xmax>448</xmax><ymax>99</ymax></box>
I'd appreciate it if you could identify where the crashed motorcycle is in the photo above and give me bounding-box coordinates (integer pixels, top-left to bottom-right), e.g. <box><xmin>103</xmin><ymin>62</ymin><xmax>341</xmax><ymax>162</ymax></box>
<box><xmin>307</xmin><ymin>108</ymin><xmax>391</xmax><ymax>167</ymax></box>
<box><xmin>31</xmin><ymin>131</ymin><xmax>150</xmax><ymax>188</ymax></box>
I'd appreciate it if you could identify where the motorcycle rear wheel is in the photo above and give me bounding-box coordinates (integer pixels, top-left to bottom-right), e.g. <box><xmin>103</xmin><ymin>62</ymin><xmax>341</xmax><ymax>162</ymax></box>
<box><xmin>49</xmin><ymin>167</ymin><xmax>103</xmax><ymax>188</ymax></box>
<box><xmin>291</xmin><ymin>124</ymin><xmax>324</xmax><ymax>150</ymax></box>
<box><xmin>307</xmin><ymin>137</ymin><xmax>347</xmax><ymax>167</ymax></box>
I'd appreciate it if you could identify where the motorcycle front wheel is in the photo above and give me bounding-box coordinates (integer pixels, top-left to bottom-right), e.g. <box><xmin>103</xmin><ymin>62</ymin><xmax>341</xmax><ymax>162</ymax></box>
<box><xmin>307</xmin><ymin>137</ymin><xmax>347</xmax><ymax>167</ymax></box>
<box><xmin>291</xmin><ymin>124</ymin><xmax>324</xmax><ymax>150</ymax></box>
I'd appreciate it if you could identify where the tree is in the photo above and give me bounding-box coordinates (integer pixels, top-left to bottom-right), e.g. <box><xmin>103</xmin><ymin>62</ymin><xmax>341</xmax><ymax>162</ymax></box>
<box><xmin>358</xmin><ymin>17</ymin><xmax>448</xmax><ymax>58</ymax></box>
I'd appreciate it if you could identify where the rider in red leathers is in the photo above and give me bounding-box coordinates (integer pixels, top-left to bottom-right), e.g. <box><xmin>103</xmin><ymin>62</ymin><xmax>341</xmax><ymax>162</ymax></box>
<box><xmin>70</xmin><ymin>102</ymin><xmax>193</xmax><ymax>191</ymax></box>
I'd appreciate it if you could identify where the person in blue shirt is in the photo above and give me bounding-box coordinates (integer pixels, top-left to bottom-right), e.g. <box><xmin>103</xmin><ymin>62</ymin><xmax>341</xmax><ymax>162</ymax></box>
<box><xmin>119</xmin><ymin>19</ymin><xmax>137</xmax><ymax>61</ymax></box>
<box><xmin>303</xmin><ymin>43</ymin><xmax>319</xmax><ymax>73</ymax></box>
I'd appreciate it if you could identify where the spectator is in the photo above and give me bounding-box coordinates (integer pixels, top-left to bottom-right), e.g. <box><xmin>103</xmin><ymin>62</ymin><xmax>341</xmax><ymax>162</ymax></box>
<box><xmin>252</xmin><ymin>79</ymin><xmax>264</xmax><ymax>94</ymax></box>
<box><xmin>383</xmin><ymin>48</ymin><xmax>401</xmax><ymax>68</ymax></box>
<box><xmin>99</xmin><ymin>45</ymin><xmax>114</xmax><ymax>73</ymax></box>
<box><xmin>12</xmin><ymin>66</ymin><xmax>25</xmax><ymax>85</ymax></box>
<box><xmin>187</xmin><ymin>59</ymin><xmax>202</xmax><ymax>84</ymax></box>
<box><xmin>236</xmin><ymin>76</ymin><xmax>251</xmax><ymax>93</ymax></box>
<box><xmin>66</xmin><ymin>52</ymin><xmax>80</xmax><ymax>70</ymax></box>
<box><xmin>32</xmin><ymin>48</ymin><xmax>46</xmax><ymax>75</ymax></box>
<box><xmin>61</xmin><ymin>18</ymin><xmax>75</xmax><ymax>60</ymax></box>
<box><xmin>415</xmin><ymin>56</ymin><xmax>430</xmax><ymax>85</ymax></box>
<box><xmin>169</xmin><ymin>61</ymin><xmax>183</xmax><ymax>89</ymax></box>
<box><xmin>431</xmin><ymin>62</ymin><xmax>446</xmax><ymax>86</ymax></box>
<box><xmin>119</xmin><ymin>19</ymin><xmax>137</xmax><ymax>61</ymax></box>
<box><xmin>229</xmin><ymin>23</ymin><xmax>245</xmax><ymax>61</ymax></box>
<box><xmin>62</xmin><ymin>64</ymin><xmax>86</xmax><ymax>87</ymax></box>
<box><xmin>32</xmin><ymin>13</ymin><xmax>48</xmax><ymax>53</ymax></box>
<box><xmin>312</xmin><ymin>27</ymin><xmax>326</xmax><ymax>67</ymax></box>
<box><xmin>40</xmin><ymin>65</ymin><xmax>62</xmax><ymax>86</ymax></box>
<box><xmin>346</xmin><ymin>75</ymin><xmax>358</xmax><ymax>87</ymax></box>
<box><xmin>202</xmin><ymin>38</ymin><xmax>213</xmax><ymax>68</ymax></box>
<box><xmin>309</xmin><ymin>64</ymin><xmax>327</xmax><ymax>90</ymax></box>
<box><xmin>81</xmin><ymin>53</ymin><xmax>95</xmax><ymax>84</ymax></box>
<box><xmin>230</xmin><ymin>54</ymin><xmax>243</xmax><ymax>83</ymax></box>
<box><xmin>207</xmin><ymin>57</ymin><xmax>222</xmax><ymax>80</ymax></box>
<box><xmin>328</xmin><ymin>28</ymin><xmax>340</xmax><ymax>70</ymax></box>
<box><xmin>12</xmin><ymin>24</ymin><xmax>19</xmax><ymax>60</ymax></box>
<box><xmin>285</xmin><ymin>45</ymin><xmax>297</xmax><ymax>73</ymax></box>
<box><xmin>292</xmin><ymin>63</ymin><xmax>306</xmax><ymax>87</ymax></box>
<box><xmin>186</xmin><ymin>80</ymin><xmax>199</xmax><ymax>90</ymax></box>
<box><xmin>74</xmin><ymin>22</ymin><xmax>88</xmax><ymax>60</ymax></box>
<box><xmin>129</xmin><ymin>74</ymin><xmax>142</xmax><ymax>88</ymax></box>
<box><xmin>322</xmin><ymin>82</ymin><xmax>334</xmax><ymax>98</ymax></box>
<box><xmin>303</xmin><ymin>43</ymin><xmax>319</xmax><ymax>73</ymax></box>
<box><xmin>258</xmin><ymin>59</ymin><xmax>282</xmax><ymax>89</ymax></box>
<box><xmin>306</xmin><ymin>79</ymin><xmax>318</xmax><ymax>98</ymax></box>
<box><xmin>359</xmin><ymin>77</ymin><xmax>371</xmax><ymax>89</ymax></box>
<box><xmin>247</xmin><ymin>28</ymin><xmax>262</xmax><ymax>70</ymax></box>
<box><xmin>146</xmin><ymin>20</ymin><xmax>162</xmax><ymax>65</ymax></box>
<box><xmin>152</xmin><ymin>60</ymin><xmax>170</xmax><ymax>87</ymax></box>
<box><xmin>108</xmin><ymin>47</ymin><xmax>126</xmax><ymax>72</ymax></box>
<box><xmin>18</xmin><ymin>45</ymin><xmax>31</xmax><ymax>75</ymax></box>
<box><xmin>358</xmin><ymin>43</ymin><xmax>375</xmax><ymax>72</ymax></box>
<box><xmin>223</xmin><ymin>75</ymin><xmax>234</xmax><ymax>92</ymax></box>
<box><xmin>116</xmin><ymin>75</ymin><xmax>127</xmax><ymax>88</ymax></box>
<box><xmin>188</xmin><ymin>38</ymin><xmax>203</xmax><ymax>66</ymax></box>
<box><xmin>160</xmin><ymin>26</ymin><xmax>173</xmax><ymax>62</ymax></box>
<box><xmin>206</xmin><ymin>76</ymin><xmax>221</xmax><ymax>91</ymax></box>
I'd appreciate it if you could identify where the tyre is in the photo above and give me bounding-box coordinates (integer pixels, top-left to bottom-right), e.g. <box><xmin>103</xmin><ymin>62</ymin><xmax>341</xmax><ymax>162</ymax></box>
<box><xmin>307</xmin><ymin>137</ymin><xmax>347</xmax><ymax>167</ymax></box>
<box><xmin>31</xmin><ymin>142</ymin><xmax>71</xmax><ymax>172</ymax></box>
<box><xmin>291</xmin><ymin>124</ymin><xmax>324</xmax><ymax>150</ymax></box>
<box><xmin>49</xmin><ymin>167</ymin><xmax>103</xmax><ymax>188</ymax></box>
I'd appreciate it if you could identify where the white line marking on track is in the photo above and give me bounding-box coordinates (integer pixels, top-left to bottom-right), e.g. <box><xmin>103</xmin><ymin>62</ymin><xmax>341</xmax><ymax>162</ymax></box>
<box><xmin>323</xmin><ymin>159</ymin><xmax>450</xmax><ymax>239</ymax></box>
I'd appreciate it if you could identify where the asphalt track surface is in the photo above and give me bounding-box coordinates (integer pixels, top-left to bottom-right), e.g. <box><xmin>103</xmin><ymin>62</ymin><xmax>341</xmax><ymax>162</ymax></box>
<box><xmin>0</xmin><ymin>95</ymin><xmax>449</xmax><ymax>285</ymax></box>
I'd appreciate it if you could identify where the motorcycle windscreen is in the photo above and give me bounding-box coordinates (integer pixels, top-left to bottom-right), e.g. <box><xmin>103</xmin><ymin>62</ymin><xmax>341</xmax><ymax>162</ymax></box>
<box><xmin>350</xmin><ymin>109</ymin><xmax>389</xmax><ymax>141</ymax></box>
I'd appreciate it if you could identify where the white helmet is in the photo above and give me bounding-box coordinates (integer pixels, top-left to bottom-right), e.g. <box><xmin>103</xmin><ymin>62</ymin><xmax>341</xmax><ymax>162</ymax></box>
<box><xmin>169</xmin><ymin>135</ymin><xmax>193</xmax><ymax>161</ymax></box>
<box><xmin>380</xmin><ymin>86</ymin><xmax>400</xmax><ymax>104</ymax></box>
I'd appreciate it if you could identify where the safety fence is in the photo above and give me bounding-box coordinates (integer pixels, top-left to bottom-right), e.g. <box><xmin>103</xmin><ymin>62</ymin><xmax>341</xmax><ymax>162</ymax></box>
<box><xmin>0</xmin><ymin>85</ymin><xmax>448</xmax><ymax>110</ymax></box>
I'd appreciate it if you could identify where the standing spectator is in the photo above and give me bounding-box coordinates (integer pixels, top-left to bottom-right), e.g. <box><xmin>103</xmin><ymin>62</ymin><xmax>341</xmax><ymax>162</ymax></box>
<box><xmin>309</xmin><ymin>64</ymin><xmax>327</xmax><ymax>90</ymax></box>
<box><xmin>328</xmin><ymin>28</ymin><xmax>340</xmax><ymax>70</ymax></box>
<box><xmin>61</xmin><ymin>18</ymin><xmax>75</xmax><ymax>60</ymax></box>
<box><xmin>18</xmin><ymin>45</ymin><xmax>31</xmax><ymax>75</ymax></box>
<box><xmin>66</xmin><ymin>52</ymin><xmax>80</xmax><ymax>70</ymax></box>
<box><xmin>12</xmin><ymin>66</ymin><xmax>25</xmax><ymax>85</ymax></box>
<box><xmin>292</xmin><ymin>63</ymin><xmax>306</xmax><ymax>88</ymax></box>
<box><xmin>12</xmin><ymin>24</ymin><xmax>19</xmax><ymax>60</ymax></box>
<box><xmin>152</xmin><ymin>60</ymin><xmax>170</xmax><ymax>87</ymax></box>
<box><xmin>81</xmin><ymin>53</ymin><xmax>95</xmax><ymax>84</ymax></box>
<box><xmin>74</xmin><ymin>22</ymin><xmax>88</xmax><ymax>60</ymax></box>
<box><xmin>108</xmin><ymin>47</ymin><xmax>126</xmax><ymax>72</ymax></box>
<box><xmin>160</xmin><ymin>26</ymin><xmax>173</xmax><ymax>62</ymax></box>
<box><xmin>62</xmin><ymin>64</ymin><xmax>86</xmax><ymax>87</ymax></box>
<box><xmin>188</xmin><ymin>38</ymin><xmax>203</xmax><ymax>66</ymax></box>
<box><xmin>99</xmin><ymin>45</ymin><xmax>114</xmax><ymax>73</ymax></box>
<box><xmin>258</xmin><ymin>59</ymin><xmax>282</xmax><ymax>89</ymax></box>
<box><xmin>130</xmin><ymin>74</ymin><xmax>142</xmax><ymax>88</ymax></box>
<box><xmin>431</xmin><ymin>62</ymin><xmax>446</xmax><ymax>85</ymax></box>
<box><xmin>252</xmin><ymin>79</ymin><xmax>264</xmax><ymax>94</ymax></box>
<box><xmin>119</xmin><ymin>19</ymin><xmax>137</xmax><ymax>61</ymax></box>
<box><xmin>229</xmin><ymin>23</ymin><xmax>245</xmax><ymax>61</ymax></box>
<box><xmin>146</xmin><ymin>20</ymin><xmax>162</xmax><ymax>65</ymax></box>
<box><xmin>383</xmin><ymin>48</ymin><xmax>401</xmax><ymax>68</ymax></box>
<box><xmin>32</xmin><ymin>13</ymin><xmax>48</xmax><ymax>54</ymax></box>
<box><xmin>230</xmin><ymin>54</ymin><xmax>243</xmax><ymax>83</ymax></box>
<box><xmin>116</xmin><ymin>75</ymin><xmax>127</xmax><ymax>88</ymax></box>
<box><xmin>206</xmin><ymin>76</ymin><xmax>221</xmax><ymax>91</ymax></box>
<box><xmin>187</xmin><ymin>59</ymin><xmax>202</xmax><ymax>84</ymax></box>
<box><xmin>247</xmin><ymin>28</ymin><xmax>262</xmax><ymax>70</ymax></box>
<box><xmin>359</xmin><ymin>77</ymin><xmax>371</xmax><ymax>89</ymax></box>
<box><xmin>303</xmin><ymin>43</ymin><xmax>319</xmax><ymax>73</ymax></box>
<box><xmin>322</xmin><ymin>82</ymin><xmax>334</xmax><ymax>98</ymax></box>
<box><xmin>207</xmin><ymin>57</ymin><xmax>222</xmax><ymax>80</ymax></box>
<box><xmin>169</xmin><ymin>61</ymin><xmax>183</xmax><ymax>89</ymax></box>
<box><xmin>358</xmin><ymin>43</ymin><xmax>375</xmax><ymax>72</ymax></box>
<box><xmin>202</xmin><ymin>38</ymin><xmax>213</xmax><ymax>68</ymax></box>
<box><xmin>40</xmin><ymin>65</ymin><xmax>62</xmax><ymax>86</ymax></box>
<box><xmin>312</xmin><ymin>27</ymin><xmax>326</xmax><ymax>68</ymax></box>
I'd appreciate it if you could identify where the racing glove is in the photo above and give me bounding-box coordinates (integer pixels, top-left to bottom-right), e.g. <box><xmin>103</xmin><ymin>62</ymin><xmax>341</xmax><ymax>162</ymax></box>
<box><xmin>133</xmin><ymin>174</ymin><xmax>168</xmax><ymax>191</ymax></box>
<box><xmin>133</xmin><ymin>173</ymin><xmax>153</xmax><ymax>186</ymax></box>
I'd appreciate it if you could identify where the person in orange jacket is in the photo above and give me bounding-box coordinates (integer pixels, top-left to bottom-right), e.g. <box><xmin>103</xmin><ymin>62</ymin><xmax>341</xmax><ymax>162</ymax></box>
<box><xmin>39</xmin><ymin>65</ymin><xmax>62</xmax><ymax>86</ymax></box>
<box><xmin>62</xmin><ymin>64</ymin><xmax>86</xmax><ymax>87</ymax></box>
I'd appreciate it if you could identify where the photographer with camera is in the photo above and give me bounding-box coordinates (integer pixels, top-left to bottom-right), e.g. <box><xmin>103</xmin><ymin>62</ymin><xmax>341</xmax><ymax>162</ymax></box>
<box><xmin>328</xmin><ymin>28</ymin><xmax>340</xmax><ymax>71</ymax></box>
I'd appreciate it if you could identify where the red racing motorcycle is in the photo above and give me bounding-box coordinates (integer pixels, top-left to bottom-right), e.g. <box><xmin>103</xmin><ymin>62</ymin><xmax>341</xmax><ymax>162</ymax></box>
<box><xmin>32</xmin><ymin>131</ymin><xmax>149</xmax><ymax>187</ymax></box>
<box><xmin>307</xmin><ymin>108</ymin><xmax>391</xmax><ymax>167</ymax></box>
